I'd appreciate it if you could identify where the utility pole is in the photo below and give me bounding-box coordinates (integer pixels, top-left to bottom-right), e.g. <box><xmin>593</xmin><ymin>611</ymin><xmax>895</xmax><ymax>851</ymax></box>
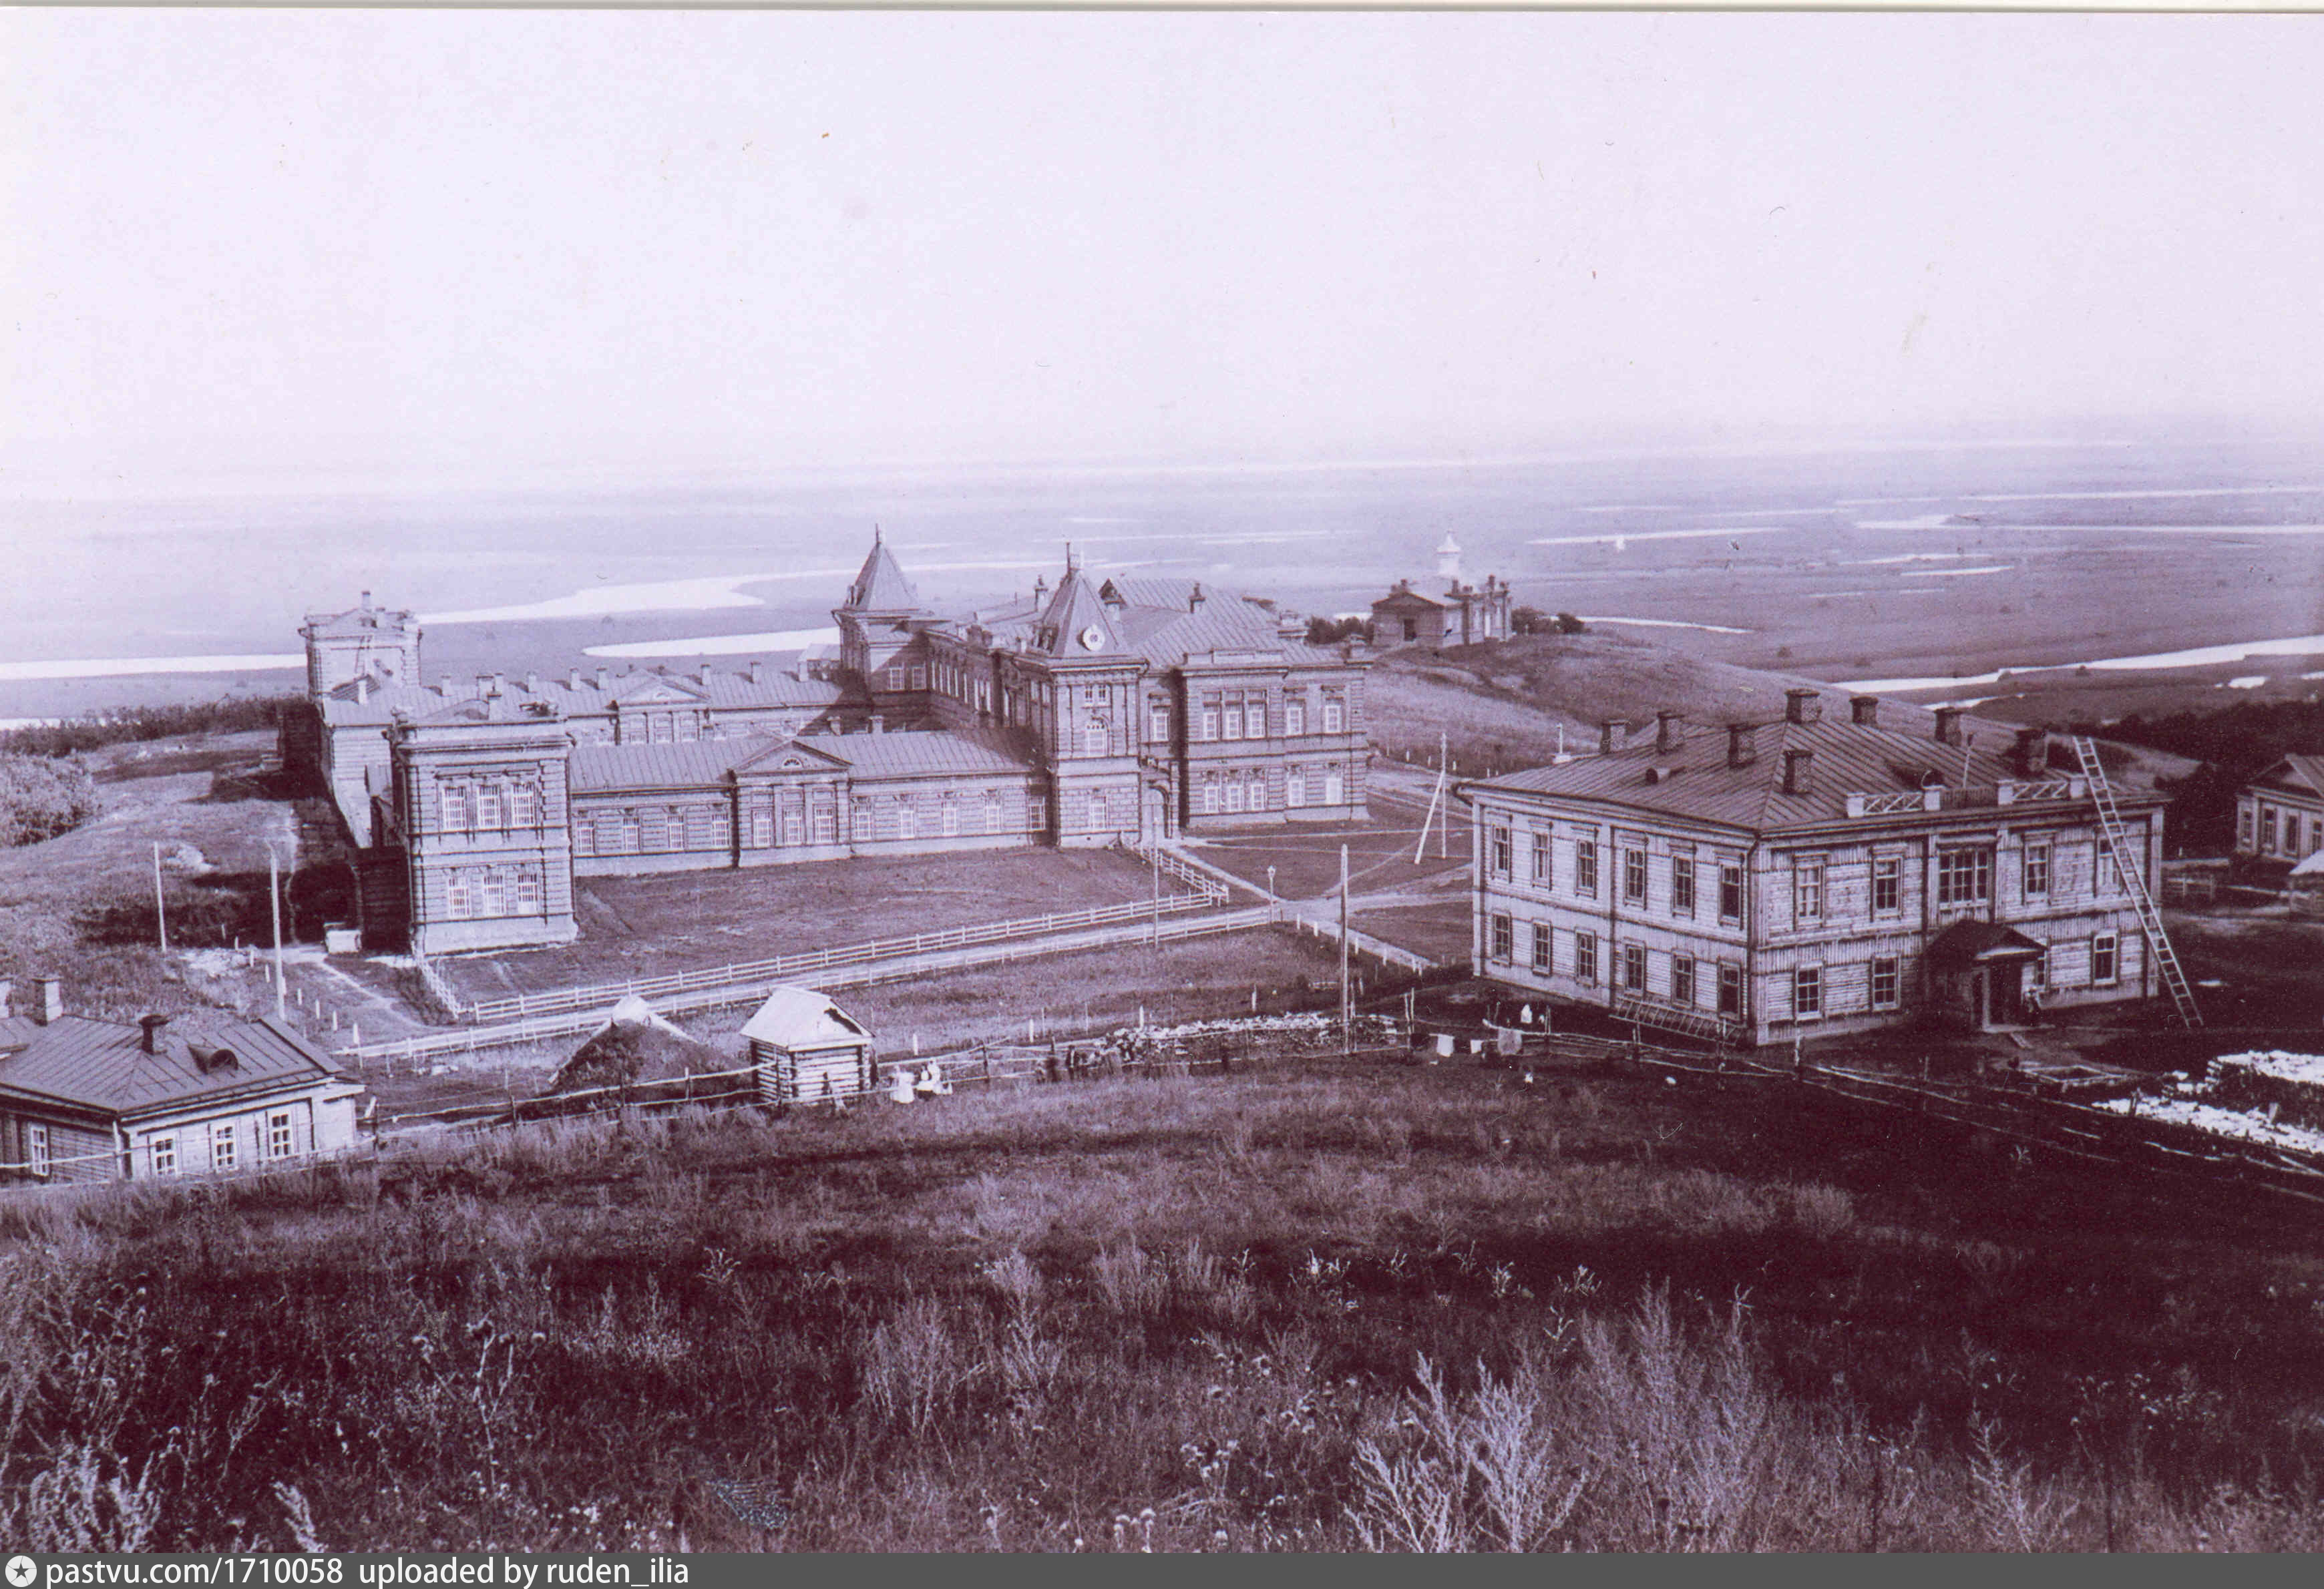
<box><xmin>152</xmin><ymin>842</ymin><xmax>168</xmax><ymax>952</ymax></box>
<box><xmin>1338</xmin><ymin>843</ymin><xmax>1352</xmax><ymax>1055</ymax></box>
<box><xmin>1151</xmin><ymin>839</ymin><xmax>1160</xmax><ymax>951</ymax></box>
<box><xmin>1439</xmin><ymin>730</ymin><xmax>1450</xmax><ymax>859</ymax></box>
<box><xmin>269</xmin><ymin>847</ymin><xmax>286</xmax><ymax>1021</ymax></box>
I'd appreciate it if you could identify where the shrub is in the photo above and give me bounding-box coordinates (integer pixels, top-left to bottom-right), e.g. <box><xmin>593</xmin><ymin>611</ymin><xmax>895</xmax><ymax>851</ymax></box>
<box><xmin>0</xmin><ymin>753</ymin><xmax>100</xmax><ymax>846</ymax></box>
<box><xmin>0</xmin><ymin>696</ymin><xmax>294</xmax><ymax>759</ymax></box>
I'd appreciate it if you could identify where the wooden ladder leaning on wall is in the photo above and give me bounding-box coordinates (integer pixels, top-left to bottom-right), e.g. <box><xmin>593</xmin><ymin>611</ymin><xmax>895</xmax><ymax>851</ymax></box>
<box><xmin>2070</xmin><ymin>734</ymin><xmax>2202</xmax><ymax>1031</ymax></box>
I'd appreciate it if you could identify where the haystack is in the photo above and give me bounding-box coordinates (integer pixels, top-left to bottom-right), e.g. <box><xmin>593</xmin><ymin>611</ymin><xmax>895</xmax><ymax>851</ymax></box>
<box><xmin>546</xmin><ymin>994</ymin><xmax>727</xmax><ymax>1097</ymax></box>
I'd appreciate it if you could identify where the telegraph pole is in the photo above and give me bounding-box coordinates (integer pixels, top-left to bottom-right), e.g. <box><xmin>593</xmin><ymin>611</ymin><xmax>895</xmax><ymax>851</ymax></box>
<box><xmin>268</xmin><ymin>847</ymin><xmax>286</xmax><ymax>1020</ymax></box>
<box><xmin>1338</xmin><ymin>843</ymin><xmax>1352</xmax><ymax>1055</ymax></box>
<box><xmin>1438</xmin><ymin>730</ymin><xmax>1450</xmax><ymax>859</ymax></box>
<box><xmin>152</xmin><ymin>842</ymin><xmax>168</xmax><ymax>952</ymax></box>
<box><xmin>1150</xmin><ymin>839</ymin><xmax>1160</xmax><ymax>951</ymax></box>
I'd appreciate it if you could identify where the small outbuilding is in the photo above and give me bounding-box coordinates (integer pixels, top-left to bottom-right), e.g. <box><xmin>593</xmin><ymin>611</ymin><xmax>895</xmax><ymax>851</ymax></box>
<box><xmin>740</xmin><ymin>986</ymin><xmax>876</xmax><ymax>1105</ymax></box>
<box><xmin>2289</xmin><ymin>847</ymin><xmax>2324</xmax><ymax>919</ymax></box>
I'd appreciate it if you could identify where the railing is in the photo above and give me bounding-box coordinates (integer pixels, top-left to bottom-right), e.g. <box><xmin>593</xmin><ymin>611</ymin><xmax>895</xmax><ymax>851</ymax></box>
<box><xmin>460</xmin><ymin>891</ymin><xmax>1219</xmax><ymax>1024</ymax></box>
<box><xmin>1121</xmin><ymin>842</ymin><xmax>1234</xmax><ymax>903</ymax></box>
<box><xmin>1844</xmin><ymin>777</ymin><xmax>2090</xmax><ymax>818</ymax></box>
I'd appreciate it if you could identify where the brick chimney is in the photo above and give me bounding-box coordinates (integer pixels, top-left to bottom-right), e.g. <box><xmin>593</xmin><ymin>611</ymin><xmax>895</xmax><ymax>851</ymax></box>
<box><xmin>1656</xmin><ymin>710</ymin><xmax>1686</xmax><ymax>753</ymax></box>
<box><xmin>699</xmin><ymin>664</ymin><xmax>716</xmax><ymax>687</ymax></box>
<box><xmin>2013</xmin><ymin>726</ymin><xmax>2050</xmax><ymax>777</ymax></box>
<box><xmin>33</xmin><ymin>977</ymin><xmax>61</xmax><ymax>1026</ymax></box>
<box><xmin>1850</xmin><ymin>694</ymin><xmax>1881</xmax><ymax>726</ymax></box>
<box><xmin>524</xmin><ymin>671</ymin><xmax>540</xmax><ymax>694</ymax></box>
<box><xmin>567</xmin><ymin>669</ymin><xmax>582</xmax><ymax>691</ymax></box>
<box><xmin>140</xmin><ymin>1013</ymin><xmax>170</xmax><ymax>1055</ymax></box>
<box><xmin>1598</xmin><ymin>719</ymin><xmax>1628</xmax><ymax>754</ymax></box>
<box><xmin>1932</xmin><ymin>706</ymin><xmax>1965</xmax><ymax>746</ymax></box>
<box><xmin>749</xmin><ymin>660</ymin><xmax>767</xmax><ymax>686</ymax></box>
<box><xmin>1784</xmin><ymin>688</ymin><xmax>1822</xmax><ymax>725</ymax></box>
<box><xmin>1781</xmin><ymin>748</ymin><xmax>1816</xmax><ymax>796</ymax></box>
<box><xmin>1727</xmin><ymin>723</ymin><xmax>1759</xmax><ymax>768</ymax></box>
<box><xmin>1189</xmin><ymin>582</ymin><xmax>1206</xmax><ymax>613</ymax></box>
<box><xmin>594</xmin><ymin>668</ymin><xmax>612</xmax><ymax>691</ymax></box>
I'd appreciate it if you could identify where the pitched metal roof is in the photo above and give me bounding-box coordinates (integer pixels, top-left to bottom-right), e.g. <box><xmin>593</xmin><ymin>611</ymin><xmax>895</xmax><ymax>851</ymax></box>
<box><xmin>302</xmin><ymin>599</ymin><xmax>417</xmax><ymax>636</ymax></box>
<box><xmin>796</xmin><ymin>725</ymin><xmax>1033</xmax><ymax>778</ymax></box>
<box><xmin>1469</xmin><ymin>715</ymin><xmax>2158</xmax><ymax>835</ymax></box>
<box><xmin>1926</xmin><ymin>919</ymin><xmax>2050</xmax><ymax>968</ymax></box>
<box><xmin>841</xmin><ymin>533</ymin><xmax>924</xmax><ymax>613</ymax></box>
<box><xmin>318</xmin><ymin>667</ymin><xmax>845</xmax><ymax>728</ymax></box>
<box><xmin>0</xmin><ymin>1013</ymin><xmax>347</xmax><ymax>1118</ymax></box>
<box><xmin>2275</xmin><ymin>755</ymin><xmax>2324</xmax><ymax>795</ymax></box>
<box><xmin>570</xmin><ymin>738</ymin><xmax>772</xmax><ymax>793</ymax></box>
<box><xmin>1027</xmin><ymin>570</ymin><xmax>1124</xmax><ymax>658</ymax></box>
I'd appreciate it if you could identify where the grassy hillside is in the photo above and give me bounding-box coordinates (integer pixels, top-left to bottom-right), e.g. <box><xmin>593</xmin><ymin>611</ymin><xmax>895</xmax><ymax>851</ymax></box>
<box><xmin>7</xmin><ymin>1058</ymin><xmax>2324</xmax><ymax>1552</ymax></box>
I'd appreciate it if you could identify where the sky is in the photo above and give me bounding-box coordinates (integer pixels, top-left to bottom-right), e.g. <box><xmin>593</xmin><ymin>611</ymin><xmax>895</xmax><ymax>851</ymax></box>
<box><xmin>4</xmin><ymin>11</ymin><xmax>2322</xmax><ymax>495</ymax></box>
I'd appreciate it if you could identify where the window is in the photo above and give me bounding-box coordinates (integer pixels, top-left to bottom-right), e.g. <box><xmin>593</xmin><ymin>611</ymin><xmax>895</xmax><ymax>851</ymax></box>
<box><xmin>1873</xmin><ymin>857</ymin><xmax>1901</xmax><ymax>915</ymax></box>
<box><xmin>1672</xmin><ymin>955</ymin><xmax>1696</xmax><ymax>1007</ymax></box>
<box><xmin>619</xmin><ymin>811</ymin><xmax>642</xmax><ymax>853</ymax></box>
<box><xmin>1322</xmin><ymin>695</ymin><xmax>1346</xmax><ymax>734</ymax></box>
<box><xmin>1575</xmin><ymin>931</ymin><xmax>1599</xmax><ymax>983</ymax></box>
<box><xmin>1531</xmin><ymin>923</ymin><xmax>1553</xmax><ymax>971</ymax></box>
<box><xmin>1199</xmin><ymin>697</ymin><xmax>1221</xmax><ymax>740</ymax></box>
<box><xmin>1937</xmin><ymin>848</ymin><xmax>1993</xmax><ymax>907</ymax></box>
<box><xmin>1150</xmin><ymin>704</ymin><xmax>1171</xmax><ymax>743</ymax></box>
<box><xmin>27</xmin><ymin>1121</ymin><xmax>49</xmax><ymax>1177</ymax></box>
<box><xmin>1222</xmin><ymin>700</ymin><xmax>1243</xmax><ymax>740</ymax></box>
<box><xmin>753</xmin><ymin>809</ymin><xmax>775</xmax><ymax>847</ymax></box>
<box><xmin>1793</xmin><ymin>857</ymin><xmax>1826</xmax><ymax>924</ymax></box>
<box><xmin>898</xmin><ymin>801</ymin><xmax>918</xmax><ymax>841</ymax></box>
<box><xmin>1871</xmin><ymin>957</ymin><xmax>1900</xmax><ymax>1009</ymax></box>
<box><xmin>812</xmin><ymin>803</ymin><xmax>837</xmax><ymax>843</ymax></box>
<box><xmin>2239</xmin><ymin>805</ymin><xmax>2256</xmax><ymax>851</ymax></box>
<box><xmin>1323</xmin><ymin>766</ymin><xmax>1345</xmax><ymax>806</ymax></box>
<box><xmin>1247</xmin><ymin>771</ymin><xmax>1267</xmax><ymax>811</ymax></box>
<box><xmin>1575</xmin><ymin>840</ymin><xmax>1599</xmax><ymax>899</ymax></box>
<box><xmin>439</xmin><ymin>785</ymin><xmax>467</xmax><ymax>831</ymax></box>
<box><xmin>210</xmin><ymin>1120</ymin><xmax>237</xmax><ymax>1172</ymax></box>
<box><xmin>445</xmin><ymin>871</ymin><xmax>472</xmax><ymax>919</ymax></box>
<box><xmin>477</xmin><ymin>784</ymin><xmax>503</xmax><ymax>828</ymax></box>
<box><xmin>1621</xmin><ymin>942</ymin><xmax>1648</xmax><ymax>992</ymax></box>
<box><xmin>266</xmin><ymin>1111</ymin><xmax>294</xmax><ymax>1160</ymax></box>
<box><xmin>885</xmin><ymin>667</ymin><xmax>904</xmax><ymax>691</ymax></box>
<box><xmin>982</xmin><ymin>794</ymin><xmax>1002</xmax><ymax>835</ymax></box>
<box><xmin>1082</xmin><ymin>722</ymin><xmax>1107</xmax><ymax>756</ymax></box>
<box><xmin>1491</xmin><ymin>826</ymin><xmax>1513</xmax><ymax>877</ymax></box>
<box><xmin>1201</xmin><ymin>779</ymin><xmax>1220</xmax><ymax>816</ymax></box>
<box><xmin>779</xmin><ymin>809</ymin><xmax>801</xmax><ymax>846</ymax></box>
<box><xmin>481</xmin><ymin>867</ymin><xmax>509</xmax><ymax>917</ymax></box>
<box><xmin>1286</xmin><ymin>767</ymin><xmax>1307</xmax><ymax>808</ymax></box>
<box><xmin>149</xmin><ymin>1134</ymin><xmax>178</xmax><ymax>1176</ymax></box>
<box><xmin>516</xmin><ymin>867</ymin><xmax>543</xmax><ymax>911</ymax></box>
<box><xmin>1224</xmin><ymin>777</ymin><xmax>1245</xmax><ymax>814</ymax></box>
<box><xmin>1531</xmin><ymin>832</ymin><xmax>1553</xmax><ymax>888</ymax></box>
<box><xmin>1491</xmin><ymin>913</ymin><xmax>1513</xmax><ymax>961</ymax></box>
<box><xmin>2092</xmin><ymin>932</ymin><xmax>2120</xmax><ymax>985</ymax></box>
<box><xmin>942</xmin><ymin>800</ymin><xmax>960</xmax><ymax>837</ymax></box>
<box><xmin>1671</xmin><ymin>854</ymin><xmax>1694</xmax><ymax>917</ymax></box>
<box><xmin>1720</xmin><ymin>863</ymin><xmax>1744</xmax><ymax>923</ymax></box>
<box><xmin>1623</xmin><ymin>849</ymin><xmax>1648</xmax><ymax>906</ymax></box>
<box><xmin>1285</xmin><ymin>699</ymin><xmax>1307</xmax><ymax>736</ymax></box>
<box><xmin>1793</xmin><ymin>965</ymin><xmax>1823</xmax><ymax>1019</ymax></box>
<box><xmin>910</xmin><ymin>666</ymin><xmax>928</xmax><ymax>691</ymax></box>
<box><xmin>511</xmin><ymin>784</ymin><xmax>540</xmax><ymax>827</ymax></box>
<box><xmin>2022</xmin><ymin>845</ymin><xmax>2051</xmax><ymax>899</ymax></box>
<box><xmin>1718</xmin><ymin>964</ymin><xmax>1743</xmax><ymax>1018</ymax></box>
<box><xmin>648</xmin><ymin>711</ymin><xmax>674</xmax><ymax>744</ymax></box>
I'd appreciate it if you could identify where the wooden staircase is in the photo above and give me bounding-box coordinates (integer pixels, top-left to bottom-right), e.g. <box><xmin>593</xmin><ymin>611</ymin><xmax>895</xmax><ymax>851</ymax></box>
<box><xmin>2071</xmin><ymin>736</ymin><xmax>2202</xmax><ymax>1030</ymax></box>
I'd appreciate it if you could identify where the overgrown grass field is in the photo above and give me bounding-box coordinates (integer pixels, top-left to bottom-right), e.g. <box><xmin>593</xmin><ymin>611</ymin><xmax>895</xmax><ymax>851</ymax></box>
<box><xmin>6</xmin><ymin>1058</ymin><xmax>2324</xmax><ymax>1552</ymax></box>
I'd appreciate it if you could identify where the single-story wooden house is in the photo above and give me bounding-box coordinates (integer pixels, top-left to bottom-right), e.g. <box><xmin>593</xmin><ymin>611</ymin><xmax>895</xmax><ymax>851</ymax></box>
<box><xmin>740</xmin><ymin>986</ymin><xmax>875</xmax><ymax>1105</ymax></box>
<box><xmin>0</xmin><ymin>978</ymin><xmax>365</xmax><ymax>1184</ymax></box>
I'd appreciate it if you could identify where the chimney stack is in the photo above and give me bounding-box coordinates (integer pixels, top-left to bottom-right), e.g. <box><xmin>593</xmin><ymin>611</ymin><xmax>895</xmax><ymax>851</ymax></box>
<box><xmin>524</xmin><ymin>671</ymin><xmax>540</xmax><ymax>694</ymax></box>
<box><xmin>1850</xmin><ymin>694</ymin><xmax>1881</xmax><ymax>727</ymax></box>
<box><xmin>0</xmin><ymin>981</ymin><xmax>12</xmax><ymax>1019</ymax></box>
<box><xmin>594</xmin><ymin>668</ymin><xmax>611</xmax><ymax>691</ymax></box>
<box><xmin>871</xmin><ymin>714</ymin><xmax>886</xmax><ymax>735</ymax></box>
<box><xmin>749</xmin><ymin>660</ymin><xmax>767</xmax><ymax>686</ymax></box>
<box><xmin>1784</xmin><ymin>688</ymin><xmax>1823</xmax><ymax>725</ymax></box>
<box><xmin>1932</xmin><ymin>707</ymin><xmax>1965</xmax><ymax>746</ymax></box>
<box><xmin>1597</xmin><ymin>719</ymin><xmax>1628</xmax><ymax>755</ymax></box>
<box><xmin>1727</xmin><ymin>723</ymin><xmax>1759</xmax><ymax>769</ymax></box>
<box><xmin>359</xmin><ymin>590</ymin><xmax>373</xmax><ymax>612</ymax></box>
<box><xmin>567</xmin><ymin>669</ymin><xmax>582</xmax><ymax>691</ymax></box>
<box><xmin>700</xmin><ymin>664</ymin><xmax>716</xmax><ymax>687</ymax></box>
<box><xmin>33</xmin><ymin>977</ymin><xmax>61</xmax><ymax>1026</ymax></box>
<box><xmin>2013</xmin><ymin>726</ymin><xmax>2050</xmax><ymax>778</ymax></box>
<box><xmin>1781</xmin><ymin>748</ymin><xmax>1816</xmax><ymax>797</ymax></box>
<box><xmin>353</xmin><ymin>674</ymin><xmax>370</xmax><ymax>706</ymax></box>
<box><xmin>140</xmin><ymin>1013</ymin><xmax>170</xmax><ymax>1055</ymax></box>
<box><xmin>1655</xmin><ymin>710</ymin><xmax>1685</xmax><ymax>753</ymax></box>
<box><xmin>1189</xmin><ymin>582</ymin><xmax>1206</xmax><ymax>612</ymax></box>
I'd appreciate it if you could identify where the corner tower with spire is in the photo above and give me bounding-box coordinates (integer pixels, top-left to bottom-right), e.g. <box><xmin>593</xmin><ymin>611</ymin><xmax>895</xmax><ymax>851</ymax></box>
<box><xmin>833</xmin><ymin>527</ymin><xmax>931</xmax><ymax>717</ymax></box>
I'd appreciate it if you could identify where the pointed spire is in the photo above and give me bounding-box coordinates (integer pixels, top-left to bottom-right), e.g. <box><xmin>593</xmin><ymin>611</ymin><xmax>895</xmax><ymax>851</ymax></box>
<box><xmin>840</xmin><ymin>528</ymin><xmax>922</xmax><ymax>614</ymax></box>
<box><xmin>1036</xmin><ymin>564</ymin><xmax>1120</xmax><ymax>656</ymax></box>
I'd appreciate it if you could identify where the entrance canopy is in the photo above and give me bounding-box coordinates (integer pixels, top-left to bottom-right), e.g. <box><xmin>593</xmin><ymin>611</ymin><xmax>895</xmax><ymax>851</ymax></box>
<box><xmin>1926</xmin><ymin>919</ymin><xmax>2048</xmax><ymax>971</ymax></box>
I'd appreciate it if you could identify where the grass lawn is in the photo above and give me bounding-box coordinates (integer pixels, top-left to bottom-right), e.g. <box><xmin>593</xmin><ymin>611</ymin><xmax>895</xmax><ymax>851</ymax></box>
<box><xmin>437</xmin><ymin>846</ymin><xmax>1168</xmax><ymax>1004</ymax></box>
<box><xmin>11</xmin><ymin>1055</ymin><xmax>2324</xmax><ymax>1550</ymax></box>
<box><xmin>1351</xmin><ymin>900</ymin><xmax>1473</xmax><ymax>964</ymax></box>
<box><xmin>1194</xmin><ymin>786</ymin><xmax>1472</xmax><ymax>901</ymax></box>
<box><xmin>0</xmin><ymin>730</ymin><xmax>350</xmax><ymax>1021</ymax></box>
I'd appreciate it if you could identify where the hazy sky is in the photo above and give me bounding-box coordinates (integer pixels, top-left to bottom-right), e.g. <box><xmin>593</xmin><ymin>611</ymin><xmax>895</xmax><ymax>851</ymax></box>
<box><xmin>4</xmin><ymin>11</ymin><xmax>2321</xmax><ymax>493</ymax></box>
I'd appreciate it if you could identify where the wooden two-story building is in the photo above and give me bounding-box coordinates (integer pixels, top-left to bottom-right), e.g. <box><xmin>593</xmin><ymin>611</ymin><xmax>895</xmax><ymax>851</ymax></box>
<box><xmin>1459</xmin><ymin>692</ymin><xmax>2169</xmax><ymax>1046</ymax></box>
